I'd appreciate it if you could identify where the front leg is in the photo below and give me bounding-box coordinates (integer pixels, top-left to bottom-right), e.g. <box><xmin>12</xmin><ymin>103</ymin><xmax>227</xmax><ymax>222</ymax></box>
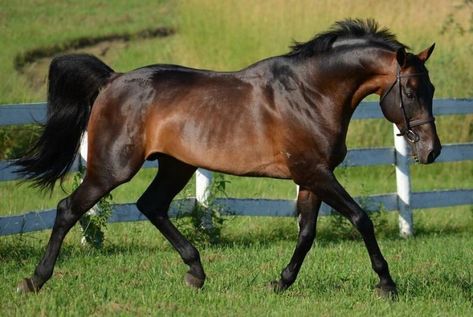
<box><xmin>300</xmin><ymin>167</ymin><xmax>397</xmax><ymax>297</ymax></box>
<box><xmin>271</xmin><ymin>187</ymin><xmax>321</xmax><ymax>292</ymax></box>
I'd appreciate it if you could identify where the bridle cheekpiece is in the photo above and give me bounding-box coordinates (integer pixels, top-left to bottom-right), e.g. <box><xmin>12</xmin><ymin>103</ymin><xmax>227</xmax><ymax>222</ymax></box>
<box><xmin>380</xmin><ymin>66</ymin><xmax>435</xmax><ymax>143</ymax></box>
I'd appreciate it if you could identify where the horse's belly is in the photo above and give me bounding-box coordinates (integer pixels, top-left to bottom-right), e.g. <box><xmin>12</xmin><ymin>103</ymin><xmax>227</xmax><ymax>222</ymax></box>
<box><xmin>176</xmin><ymin>146</ymin><xmax>291</xmax><ymax>179</ymax></box>
<box><xmin>146</xmin><ymin>130</ymin><xmax>290</xmax><ymax>178</ymax></box>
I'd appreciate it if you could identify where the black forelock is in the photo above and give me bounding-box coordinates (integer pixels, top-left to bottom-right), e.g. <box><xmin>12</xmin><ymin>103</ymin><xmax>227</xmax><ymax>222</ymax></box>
<box><xmin>287</xmin><ymin>18</ymin><xmax>408</xmax><ymax>58</ymax></box>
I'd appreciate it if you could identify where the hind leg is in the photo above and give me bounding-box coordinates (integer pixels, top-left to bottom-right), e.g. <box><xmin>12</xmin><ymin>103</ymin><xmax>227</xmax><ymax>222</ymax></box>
<box><xmin>17</xmin><ymin>176</ymin><xmax>118</xmax><ymax>293</ymax></box>
<box><xmin>18</xmin><ymin>150</ymin><xmax>143</xmax><ymax>292</ymax></box>
<box><xmin>136</xmin><ymin>155</ymin><xmax>205</xmax><ymax>288</ymax></box>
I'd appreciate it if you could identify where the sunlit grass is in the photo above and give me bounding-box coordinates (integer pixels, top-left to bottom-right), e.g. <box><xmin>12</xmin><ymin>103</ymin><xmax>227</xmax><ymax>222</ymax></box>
<box><xmin>0</xmin><ymin>212</ymin><xmax>472</xmax><ymax>316</ymax></box>
<box><xmin>174</xmin><ymin>0</ymin><xmax>472</xmax><ymax>97</ymax></box>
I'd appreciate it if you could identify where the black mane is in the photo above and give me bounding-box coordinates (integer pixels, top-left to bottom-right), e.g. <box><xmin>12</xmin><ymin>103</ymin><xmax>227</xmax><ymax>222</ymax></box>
<box><xmin>287</xmin><ymin>18</ymin><xmax>407</xmax><ymax>58</ymax></box>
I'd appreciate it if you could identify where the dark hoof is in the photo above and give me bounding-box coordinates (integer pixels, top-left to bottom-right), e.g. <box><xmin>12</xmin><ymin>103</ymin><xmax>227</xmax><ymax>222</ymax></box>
<box><xmin>16</xmin><ymin>278</ymin><xmax>39</xmax><ymax>294</ymax></box>
<box><xmin>184</xmin><ymin>272</ymin><xmax>205</xmax><ymax>289</ymax></box>
<box><xmin>268</xmin><ymin>280</ymin><xmax>288</xmax><ymax>293</ymax></box>
<box><xmin>375</xmin><ymin>284</ymin><xmax>398</xmax><ymax>299</ymax></box>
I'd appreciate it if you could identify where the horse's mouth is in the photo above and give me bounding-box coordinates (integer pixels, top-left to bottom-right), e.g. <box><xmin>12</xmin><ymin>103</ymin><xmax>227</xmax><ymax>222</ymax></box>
<box><xmin>412</xmin><ymin>154</ymin><xmax>420</xmax><ymax>163</ymax></box>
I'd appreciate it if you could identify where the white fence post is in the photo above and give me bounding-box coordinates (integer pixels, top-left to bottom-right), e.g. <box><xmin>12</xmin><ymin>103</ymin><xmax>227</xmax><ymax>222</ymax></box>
<box><xmin>79</xmin><ymin>131</ymin><xmax>97</xmax><ymax>245</ymax></box>
<box><xmin>195</xmin><ymin>168</ymin><xmax>213</xmax><ymax>228</ymax></box>
<box><xmin>393</xmin><ymin>124</ymin><xmax>413</xmax><ymax>238</ymax></box>
<box><xmin>79</xmin><ymin>131</ymin><xmax>88</xmax><ymax>166</ymax></box>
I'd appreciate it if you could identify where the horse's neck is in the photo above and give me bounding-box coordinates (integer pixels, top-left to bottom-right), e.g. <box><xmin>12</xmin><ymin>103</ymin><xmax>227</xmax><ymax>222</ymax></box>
<box><xmin>301</xmin><ymin>49</ymin><xmax>393</xmax><ymax>114</ymax></box>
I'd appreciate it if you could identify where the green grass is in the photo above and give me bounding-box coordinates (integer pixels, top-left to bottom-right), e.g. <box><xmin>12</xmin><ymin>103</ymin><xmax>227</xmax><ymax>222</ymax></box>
<box><xmin>1</xmin><ymin>0</ymin><xmax>472</xmax><ymax>101</ymax></box>
<box><xmin>0</xmin><ymin>0</ymin><xmax>175</xmax><ymax>103</ymax></box>
<box><xmin>1</xmin><ymin>211</ymin><xmax>472</xmax><ymax>316</ymax></box>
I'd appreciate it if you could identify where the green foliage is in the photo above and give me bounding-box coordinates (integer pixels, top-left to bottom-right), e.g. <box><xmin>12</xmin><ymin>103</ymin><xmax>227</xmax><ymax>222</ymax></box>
<box><xmin>73</xmin><ymin>165</ymin><xmax>113</xmax><ymax>248</ymax></box>
<box><xmin>0</xmin><ymin>125</ymin><xmax>40</xmax><ymax>160</ymax></box>
<box><xmin>175</xmin><ymin>173</ymin><xmax>232</xmax><ymax>245</ymax></box>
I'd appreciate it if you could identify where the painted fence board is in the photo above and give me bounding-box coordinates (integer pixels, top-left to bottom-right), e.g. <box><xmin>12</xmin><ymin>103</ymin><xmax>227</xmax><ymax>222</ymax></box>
<box><xmin>436</xmin><ymin>143</ymin><xmax>473</xmax><ymax>162</ymax></box>
<box><xmin>3</xmin><ymin>143</ymin><xmax>471</xmax><ymax>182</ymax></box>
<box><xmin>0</xmin><ymin>191</ymin><xmax>430</xmax><ymax>236</ymax></box>
<box><xmin>0</xmin><ymin>158</ymin><xmax>81</xmax><ymax>182</ymax></box>
<box><xmin>1</xmin><ymin>189</ymin><xmax>470</xmax><ymax>236</ymax></box>
<box><xmin>340</xmin><ymin>147</ymin><xmax>394</xmax><ymax>166</ymax></box>
<box><xmin>412</xmin><ymin>189</ymin><xmax>473</xmax><ymax>209</ymax></box>
<box><xmin>432</xmin><ymin>99</ymin><xmax>473</xmax><ymax>116</ymax></box>
<box><xmin>0</xmin><ymin>158</ymin><xmax>156</xmax><ymax>182</ymax></box>
<box><xmin>1</xmin><ymin>99</ymin><xmax>471</xmax><ymax>127</ymax></box>
<box><xmin>0</xmin><ymin>103</ymin><xmax>47</xmax><ymax>126</ymax></box>
<box><xmin>0</xmin><ymin>160</ymin><xmax>16</xmax><ymax>182</ymax></box>
<box><xmin>0</xmin><ymin>209</ymin><xmax>56</xmax><ymax>235</ymax></box>
<box><xmin>108</xmin><ymin>199</ymin><xmax>196</xmax><ymax>223</ymax></box>
<box><xmin>0</xmin><ymin>100</ymin><xmax>472</xmax><ymax>237</ymax></box>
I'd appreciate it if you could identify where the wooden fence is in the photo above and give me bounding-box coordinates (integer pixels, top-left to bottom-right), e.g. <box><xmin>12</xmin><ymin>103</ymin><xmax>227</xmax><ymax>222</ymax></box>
<box><xmin>1</xmin><ymin>99</ymin><xmax>472</xmax><ymax>237</ymax></box>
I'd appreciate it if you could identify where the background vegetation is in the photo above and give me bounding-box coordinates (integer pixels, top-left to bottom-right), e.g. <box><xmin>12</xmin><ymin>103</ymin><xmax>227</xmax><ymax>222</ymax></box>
<box><xmin>0</xmin><ymin>0</ymin><xmax>472</xmax><ymax>315</ymax></box>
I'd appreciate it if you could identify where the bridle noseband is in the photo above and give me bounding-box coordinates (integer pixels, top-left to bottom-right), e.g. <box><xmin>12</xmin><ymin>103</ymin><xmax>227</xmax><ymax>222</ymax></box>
<box><xmin>380</xmin><ymin>66</ymin><xmax>435</xmax><ymax>143</ymax></box>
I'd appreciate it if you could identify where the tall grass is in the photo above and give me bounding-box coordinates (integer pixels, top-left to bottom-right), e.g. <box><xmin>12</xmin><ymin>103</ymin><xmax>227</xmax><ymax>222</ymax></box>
<box><xmin>1</xmin><ymin>0</ymin><xmax>471</xmax><ymax>102</ymax></box>
<box><xmin>0</xmin><ymin>0</ymin><xmax>175</xmax><ymax>103</ymax></box>
<box><xmin>174</xmin><ymin>0</ymin><xmax>473</xmax><ymax>97</ymax></box>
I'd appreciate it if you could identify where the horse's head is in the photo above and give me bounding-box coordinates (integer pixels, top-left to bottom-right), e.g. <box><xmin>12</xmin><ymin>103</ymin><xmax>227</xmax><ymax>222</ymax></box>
<box><xmin>380</xmin><ymin>44</ymin><xmax>441</xmax><ymax>164</ymax></box>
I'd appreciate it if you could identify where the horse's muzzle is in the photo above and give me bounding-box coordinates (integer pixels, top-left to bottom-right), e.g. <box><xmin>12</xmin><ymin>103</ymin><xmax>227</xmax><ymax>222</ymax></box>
<box><xmin>424</xmin><ymin>146</ymin><xmax>442</xmax><ymax>164</ymax></box>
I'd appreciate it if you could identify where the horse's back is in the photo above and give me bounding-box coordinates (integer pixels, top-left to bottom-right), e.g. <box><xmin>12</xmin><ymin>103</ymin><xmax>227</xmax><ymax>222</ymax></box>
<box><xmin>89</xmin><ymin>64</ymin><xmax>291</xmax><ymax>178</ymax></box>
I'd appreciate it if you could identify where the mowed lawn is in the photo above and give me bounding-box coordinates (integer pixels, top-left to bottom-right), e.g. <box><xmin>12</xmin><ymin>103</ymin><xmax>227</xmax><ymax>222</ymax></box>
<box><xmin>0</xmin><ymin>211</ymin><xmax>472</xmax><ymax>316</ymax></box>
<box><xmin>1</xmin><ymin>0</ymin><xmax>472</xmax><ymax>316</ymax></box>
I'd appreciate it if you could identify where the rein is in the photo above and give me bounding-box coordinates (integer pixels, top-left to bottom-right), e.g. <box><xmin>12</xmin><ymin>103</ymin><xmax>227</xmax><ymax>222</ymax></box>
<box><xmin>380</xmin><ymin>66</ymin><xmax>435</xmax><ymax>143</ymax></box>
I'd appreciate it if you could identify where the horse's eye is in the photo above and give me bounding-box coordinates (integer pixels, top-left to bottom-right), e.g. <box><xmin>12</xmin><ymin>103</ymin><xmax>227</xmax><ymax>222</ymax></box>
<box><xmin>406</xmin><ymin>91</ymin><xmax>415</xmax><ymax>99</ymax></box>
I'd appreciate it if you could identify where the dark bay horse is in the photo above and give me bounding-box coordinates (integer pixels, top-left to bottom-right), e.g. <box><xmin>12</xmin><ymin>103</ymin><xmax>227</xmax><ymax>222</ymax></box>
<box><xmin>15</xmin><ymin>19</ymin><xmax>441</xmax><ymax>296</ymax></box>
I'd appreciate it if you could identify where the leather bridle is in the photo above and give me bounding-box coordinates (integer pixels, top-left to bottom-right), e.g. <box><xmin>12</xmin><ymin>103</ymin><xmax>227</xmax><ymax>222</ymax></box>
<box><xmin>380</xmin><ymin>66</ymin><xmax>435</xmax><ymax>143</ymax></box>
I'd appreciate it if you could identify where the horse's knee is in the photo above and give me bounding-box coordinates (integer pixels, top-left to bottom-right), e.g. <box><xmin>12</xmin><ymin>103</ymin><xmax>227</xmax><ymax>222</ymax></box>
<box><xmin>57</xmin><ymin>197</ymin><xmax>69</xmax><ymax>213</ymax></box>
<box><xmin>136</xmin><ymin>197</ymin><xmax>164</xmax><ymax>218</ymax></box>
<box><xmin>54</xmin><ymin>197</ymin><xmax>77</xmax><ymax>227</ymax></box>
<box><xmin>136</xmin><ymin>195</ymin><xmax>150</xmax><ymax>216</ymax></box>
<box><xmin>136</xmin><ymin>191</ymin><xmax>171</xmax><ymax>219</ymax></box>
<box><xmin>352</xmin><ymin>213</ymin><xmax>374</xmax><ymax>233</ymax></box>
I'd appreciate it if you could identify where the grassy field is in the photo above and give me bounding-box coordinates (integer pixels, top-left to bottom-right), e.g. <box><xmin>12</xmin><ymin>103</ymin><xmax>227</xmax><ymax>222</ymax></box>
<box><xmin>0</xmin><ymin>0</ymin><xmax>472</xmax><ymax>315</ymax></box>
<box><xmin>1</xmin><ymin>213</ymin><xmax>472</xmax><ymax>316</ymax></box>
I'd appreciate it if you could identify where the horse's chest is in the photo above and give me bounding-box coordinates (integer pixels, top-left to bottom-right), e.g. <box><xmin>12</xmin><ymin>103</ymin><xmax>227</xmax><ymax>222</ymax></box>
<box><xmin>329</xmin><ymin>143</ymin><xmax>348</xmax><ymax>167</ymax></box>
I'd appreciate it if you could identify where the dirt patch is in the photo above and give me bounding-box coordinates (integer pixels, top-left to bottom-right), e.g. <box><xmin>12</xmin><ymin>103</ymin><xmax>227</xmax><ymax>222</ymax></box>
<box><xmin>15</xmin><ymin>26</ymin><xmax>175</xmax><ymax>91</ymax></box>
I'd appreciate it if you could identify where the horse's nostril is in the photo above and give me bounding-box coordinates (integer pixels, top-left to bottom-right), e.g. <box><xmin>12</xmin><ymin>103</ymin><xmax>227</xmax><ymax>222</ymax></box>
<box><xmin>427</xmin><ymin>148</ymin><xmax>441</xmax><ymax>163</ymax></box>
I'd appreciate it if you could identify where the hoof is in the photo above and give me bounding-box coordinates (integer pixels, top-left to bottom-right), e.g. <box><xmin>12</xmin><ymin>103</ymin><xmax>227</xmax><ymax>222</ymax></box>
<box><xmin>16</xmin><ymin>278</ymin><xmax>39</xmax><ymax>294</ymax></box>
<box><xmin>374</xmin><ymin>284</ymin><xmax>398</xmax><ymax>299</ymax></box>
<box><xmin>184</xmin><ymin>272</ymin><xmax>205</xmax><ymax>289</ymax></box>
<box><xmin>268</xmin><ymin>280</ymin><xmax>288</xmax><ymax>293</ymax></box>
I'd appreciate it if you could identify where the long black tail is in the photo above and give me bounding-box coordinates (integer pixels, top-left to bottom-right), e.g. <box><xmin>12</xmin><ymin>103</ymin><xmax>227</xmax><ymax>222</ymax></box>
<box><xmin>14</xmin><ymin>54</ymin><xmax>114</xmax><ymax>191</ymax></box>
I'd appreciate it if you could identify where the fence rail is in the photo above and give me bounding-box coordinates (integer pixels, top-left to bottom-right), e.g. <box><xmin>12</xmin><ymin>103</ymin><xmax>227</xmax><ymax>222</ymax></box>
<box><xmin>1</xmin><ymin>99</ymin><xmax>472</xmax><ymax>237</ymax></box>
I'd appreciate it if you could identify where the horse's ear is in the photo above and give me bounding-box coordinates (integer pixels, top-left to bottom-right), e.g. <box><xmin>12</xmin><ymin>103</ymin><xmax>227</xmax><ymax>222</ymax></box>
<box><xmin>417</xmin><ymin>43</ymin><xmax>435</xmax><ymax>63</ymax></box>
<box><xmin>396</xmin><ymin>48</ymin><xmax>407</xmax><ymax>67</ymax></box>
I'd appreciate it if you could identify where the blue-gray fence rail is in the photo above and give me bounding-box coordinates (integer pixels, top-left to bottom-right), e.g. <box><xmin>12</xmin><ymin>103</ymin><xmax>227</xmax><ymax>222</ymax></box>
<box><xmin>1</xmin><ymin>99</ymin><xmax>472</xmax><ymax>236</ymax></box>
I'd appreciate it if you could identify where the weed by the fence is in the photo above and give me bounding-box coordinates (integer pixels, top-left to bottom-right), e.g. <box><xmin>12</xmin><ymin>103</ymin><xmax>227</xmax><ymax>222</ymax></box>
<box><xmin>175</xmin><ymin>173</ymin><xmax>233</xmax><ymax>245</ymax></box>
<box><xmin>325</xmin><ymin>168</ymin><xmax>393</xmax><ymax>240</ymax></box>
<box><xmin>73</xmin><ymin>165</ymin><xmax>112</xmax><ymax>248</ymax></box>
